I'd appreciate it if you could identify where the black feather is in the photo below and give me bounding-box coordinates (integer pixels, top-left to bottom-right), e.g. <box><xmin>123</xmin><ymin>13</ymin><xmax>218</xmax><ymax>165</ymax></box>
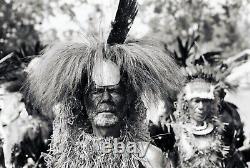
<box><xmin>194</xmin><ymin>51</ymin><xmax>221</xmax><ymax>65</ymax></box>
<box><xmin>107</xmin><ymin>0</ymin><xmax>138</xmax><ymax>45</ymax></box>
<box><xmin>174</xmin><ymin>35</ymin><xmax>200</xmax><ymax>67</ymax></box>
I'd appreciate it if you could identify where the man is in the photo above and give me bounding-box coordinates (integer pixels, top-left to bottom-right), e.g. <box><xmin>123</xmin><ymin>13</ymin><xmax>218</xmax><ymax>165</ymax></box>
<box><xmin>172</xmin><ymin>65</ymin><xmax>246</xmax><ymax>168</ymax></box>
<box><xmin>0</xmin><ymin>81</ymin><xmax>50</xmax><ymax>168</ymax></box>
<box><xmin>0</xmin><ymin>42</ymin><xmax>50</xmax><ymax>167</ymax></box>
<box><xmin>27</xmin><ymin>0</ymin><xmax>182</xmax><ymax>167</ymax></box>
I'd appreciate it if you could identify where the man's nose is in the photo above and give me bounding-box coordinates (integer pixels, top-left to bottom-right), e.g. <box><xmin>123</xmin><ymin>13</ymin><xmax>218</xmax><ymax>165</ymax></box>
<box><xmin>198</xmin><ymin>102</ymin><xmax>204</xmax><ymax>109</ymax></box>
<box><xmin>101</xmin><ymin>89</ymin><xmax>112</xmax><ymax>101</ymax></box>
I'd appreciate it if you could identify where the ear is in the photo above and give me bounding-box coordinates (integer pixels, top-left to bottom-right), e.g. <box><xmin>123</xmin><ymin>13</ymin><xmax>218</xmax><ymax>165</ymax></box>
<box><xmin>173</xmin><ymin>101</ymin><xmax>178</xmax><ymax>112</ymax></box>
<box><xmin>182</xmin><ymin>99</ymin><xmax>189</xmax><ymax>111</ymax></box>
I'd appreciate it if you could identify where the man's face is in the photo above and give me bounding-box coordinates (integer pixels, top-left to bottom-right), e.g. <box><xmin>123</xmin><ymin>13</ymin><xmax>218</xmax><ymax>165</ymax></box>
<box><xmin>188</xmin><ymin>98</ymin><xmax>216</xmax><ymax>122</ymax></box>
<box><xmin>84</xmin><ymin>82</ymin><xmax>127</xmax><ymax>127</ymax></box>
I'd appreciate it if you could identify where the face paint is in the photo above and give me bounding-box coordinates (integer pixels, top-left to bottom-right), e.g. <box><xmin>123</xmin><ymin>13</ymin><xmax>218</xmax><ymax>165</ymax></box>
<box><xmin>92</xmin><ymin>59</ymin><xmax>120</xmax><ymax>86</ymax></box>
<box><xmin>184</xmin><ymin>81</ymin><xmax>218</xmax><ymax>123</ymax></box>
<box><xmin>84</xmin><ymin>60</ymin><xmax>127</xmax><ymax>127</ymax></box>
<box><xmin>184</xmin><ymin>81</ymin><xmax>215</xmax><ymax>101</ymax></box>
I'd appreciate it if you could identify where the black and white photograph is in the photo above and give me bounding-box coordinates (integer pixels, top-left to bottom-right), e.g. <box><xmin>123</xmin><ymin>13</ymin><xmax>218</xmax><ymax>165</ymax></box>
<box><xmin>0</xmin><ymin>0</ymin><xmax>250</xmax><ymax>167</ymax></box>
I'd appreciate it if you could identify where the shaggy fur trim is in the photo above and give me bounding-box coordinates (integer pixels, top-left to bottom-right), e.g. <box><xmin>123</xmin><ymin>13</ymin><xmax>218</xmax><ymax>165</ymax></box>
<box><xmin>43</xmin><ymin>98</ymin><xmax>150</xmax><ymax>168</ymax></box>
<box><xmin>26</xmin><ymin>37</ymin><xmax>182</xmax><ymax>111</ymax></box>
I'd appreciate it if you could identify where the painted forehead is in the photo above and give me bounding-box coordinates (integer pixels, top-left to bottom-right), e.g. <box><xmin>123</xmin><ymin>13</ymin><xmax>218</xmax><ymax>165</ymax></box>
<box><xmin>92</xmin><ymin>59</ymin><xmax>121</xmax><ymax>86</ymax></box>
<box><xmin>184</xmin><ymin>81</ymin><xmax>215</xmax><ymax>100</ymax></box>
<box><xmin>187</xmin><ymin>82</ymin><xmax>212</xmax><ymax>92</ymax></box>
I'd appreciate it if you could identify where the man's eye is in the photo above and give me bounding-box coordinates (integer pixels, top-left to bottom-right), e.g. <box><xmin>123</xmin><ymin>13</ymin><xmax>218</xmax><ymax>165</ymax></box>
<box><xmin>108</xmin><ymin>88</ymin><xmax>122</xmax><ymax>94</ymax></box>
<box><xmin>194</xmin><ymin>99</ymin><xmax>202</xmax><ymax>103</ymax></box>
<box><xmin>108</xmin><ymin>88</ymin><xmax>117</xmax><ymax>92</ymax></box>
<box><xmin>91</xmin><ymin>88</ymin><xmax>102</xmax><ymax>94</ymax></box>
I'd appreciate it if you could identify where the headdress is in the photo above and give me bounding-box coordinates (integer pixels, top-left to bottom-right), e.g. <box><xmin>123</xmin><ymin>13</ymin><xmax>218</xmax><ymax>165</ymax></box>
<box><xmin>183</xmin><ymin>64</ymin><xmax>219</xmax><ymax>101</ymax></box>
<box><xmin>27</xmin><ymin>2</ymin><xmax>181</xmax><ymax>113</ymax></box>
<box><xmin>173</xmin><ymin>37</ymin><xmax>246</xmax><ymax>168</ymax></box>
<box><xmin>173</xmin><ymin>35</ymin><xmax>228</xmax><ymax>102</ymax></box>
<box><xmin>26</xmin><ymin>0</ymin><xmax>182</xmax><ymax>167</ymax></box>
<box><xmin>173</xmin><ymin>66</ymin><xmax>246</xmax><ymax>168</ymax></box>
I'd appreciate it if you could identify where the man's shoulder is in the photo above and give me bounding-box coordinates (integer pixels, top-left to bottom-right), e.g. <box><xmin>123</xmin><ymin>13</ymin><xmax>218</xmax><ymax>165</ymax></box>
<box><xmin>138</xmin><ymin>142</ymin><xmax>170</xmax><ymax>168</ymax></box>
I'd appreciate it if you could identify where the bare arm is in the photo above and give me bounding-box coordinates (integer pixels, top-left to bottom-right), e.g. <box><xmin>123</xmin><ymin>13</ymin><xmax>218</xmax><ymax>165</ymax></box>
<box><xmin>138</xmin><ymin>142</ymin><xmax>171</xmax><ymax>168</ymax></box>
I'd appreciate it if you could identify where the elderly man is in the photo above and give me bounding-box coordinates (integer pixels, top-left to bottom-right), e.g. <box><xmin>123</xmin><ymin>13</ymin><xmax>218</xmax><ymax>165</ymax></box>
<box><xmin>26</xmin><ymin>0</ymin><xmax>182</xmax><ymax>167</ymax></box>
<box><xmin>172</xmin><ymin>65</ymin><xmax>246</xmax><ymax>168</ymax></box>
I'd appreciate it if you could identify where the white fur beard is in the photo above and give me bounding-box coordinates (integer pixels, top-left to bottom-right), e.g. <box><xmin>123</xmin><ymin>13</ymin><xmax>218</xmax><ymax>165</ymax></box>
<box><xmin>93</xmin><ymin>113</ymin><xmax>119</xmax><ymax>127</ymax></box>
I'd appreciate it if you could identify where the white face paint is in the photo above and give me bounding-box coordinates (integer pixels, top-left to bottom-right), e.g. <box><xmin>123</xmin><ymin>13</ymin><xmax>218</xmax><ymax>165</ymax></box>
<box><xmin>184</xmin><ymin>81</ymin><xmax>215</xmax><ymax>101</ymax></box>
<box><xmin>85</xmin><ymin>59</ymin><xmax>127</xmax><ymax>128</ymax></box>
<box><xmin>92</xmin><ymin>59</ymin><xmax>121</xmax><ymax>87</ymax></box>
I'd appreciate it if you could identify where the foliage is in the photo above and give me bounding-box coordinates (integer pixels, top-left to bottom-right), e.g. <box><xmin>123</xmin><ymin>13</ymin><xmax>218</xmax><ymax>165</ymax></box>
<box><xmin>1</xmin><ymin>0</ymin><xmax>250</xmax><ymax>80</ymax></box>
<box><xmin>0</xmin><ymin>0</ymin><xmax>86</xmax><ymax>82</ymax></box>
<box><xmin>139</xmin><ymin>0</ymin><xmax>249</xmax><ymax>56</ymax></box>
<box><xmin>0</xmin><ymin>0</ymin><xmax>40</xmax><ymax>58</ymax></box>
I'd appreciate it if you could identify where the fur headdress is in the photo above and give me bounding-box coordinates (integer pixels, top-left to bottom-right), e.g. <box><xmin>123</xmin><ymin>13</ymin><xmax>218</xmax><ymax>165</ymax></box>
<box><xmin>27</xmin><ymin>1</ymin><xmax>182</xmax><ymax>114</ymax></box>
<box><xmin>26</xmin><ymin>1</ymin><xmax>182</xmax><ymax>167</ymax></box>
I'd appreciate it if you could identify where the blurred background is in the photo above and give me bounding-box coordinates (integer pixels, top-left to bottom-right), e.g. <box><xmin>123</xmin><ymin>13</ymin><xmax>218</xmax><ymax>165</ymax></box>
<box><xmin>0</xmin><ymin>0</ymin><xmax>250</xmax><ymax>166</ymax></box>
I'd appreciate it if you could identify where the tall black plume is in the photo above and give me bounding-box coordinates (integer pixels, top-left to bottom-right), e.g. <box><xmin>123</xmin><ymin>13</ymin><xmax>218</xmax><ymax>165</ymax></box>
<box><xmin>107</xmin><ymin>0</ymin><xmax>138</xmax><ymax>45</ymax></box>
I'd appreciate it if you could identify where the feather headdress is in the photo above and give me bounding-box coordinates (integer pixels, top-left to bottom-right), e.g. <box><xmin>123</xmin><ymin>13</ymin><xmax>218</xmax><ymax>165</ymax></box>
<box><xmin>173</xmin><ymin>37</ymin><xmax>246</xmax><ymax>168</ymax></box>
<box><xmin>174</xmin><ymin>35</ymin><xmax>243</xmax><ymax>92</ymax></box>
<box><xmin>107</xmin><ymin>0</ymin><xmax>138</xmax><ymax>45</ymax></box>
<box><xmin>184</xmin><ymin>64</ymin><xmax>218</xmax><ymax>83</ymax></box>
<box><xmin>27</xmin><ymin>1</ymin><xmax>182</xmax><ymax>111</ymax></box>
<box><xmin>26</xmin><ymin>1</ymin><xmax>183</xmax><ymax>167</ymax></box>
<box><xmin>28</xmin><ymin>38</ymin><xmax>182</xmax><ymax>111</ymax></box>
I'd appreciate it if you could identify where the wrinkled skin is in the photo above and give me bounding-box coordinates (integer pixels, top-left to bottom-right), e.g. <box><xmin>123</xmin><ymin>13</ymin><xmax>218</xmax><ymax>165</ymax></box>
<box><xmin>188</xmin><ymin>98</ymin><xmax>216</xmax><ymax>124</ymax></box>
<box><xmin>83</xmin><ymin>82</ymin><xmax>168</xmax><ymax>167</ymax></box>
<box><xmin>84</xmin><ymin>82</ymin><xmax>127</xmax><ymax>128</ymax></box>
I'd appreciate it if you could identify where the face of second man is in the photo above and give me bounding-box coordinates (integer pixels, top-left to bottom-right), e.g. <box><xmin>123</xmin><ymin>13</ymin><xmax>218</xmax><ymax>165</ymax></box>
<box><xmin>188</xmin><ymin>98</ymin><xmax>216</xmax><ymax>122</ymax></box>
<box><xmin>84</xmin><ymin>82</ymin><xmax>127</xmax><ymax>127</ymax></box>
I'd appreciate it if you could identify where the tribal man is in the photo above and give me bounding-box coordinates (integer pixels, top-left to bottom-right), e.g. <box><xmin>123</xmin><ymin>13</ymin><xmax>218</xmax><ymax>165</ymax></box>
<box><xmin>172</xmin><ymin>65</ymin><xmax>246</xmax><ymax>168</ymax></box>
<box><xmin>26</xmin><ymin>0</ymin><xmax>182</xmax><ymax>167</ymax></box>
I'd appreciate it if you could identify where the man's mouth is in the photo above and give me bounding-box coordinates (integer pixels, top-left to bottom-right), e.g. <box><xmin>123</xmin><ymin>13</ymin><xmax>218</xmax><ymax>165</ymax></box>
<box><xmin>98</xmin><ymin>111</ymin><xmax>114</xmax><ymax>115</ymax></box>
<box><xmin>97</xmin><ymin>105</ymin><xmax>116</xmax><ymax>114</ymax></box>
<box><xmin>93</xmin><ymin>112</ymin><xmax>119</xmax><ymax>127</ymax></box>
<box><xmin>195</xmin><ymin>112</ymin><xmax>204</xmax><ymax>117</ymax></box>
<box><xmin>194</xmin><ymin>112</ymin><xmax>207</xmax><ymax>120</ymax></box>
